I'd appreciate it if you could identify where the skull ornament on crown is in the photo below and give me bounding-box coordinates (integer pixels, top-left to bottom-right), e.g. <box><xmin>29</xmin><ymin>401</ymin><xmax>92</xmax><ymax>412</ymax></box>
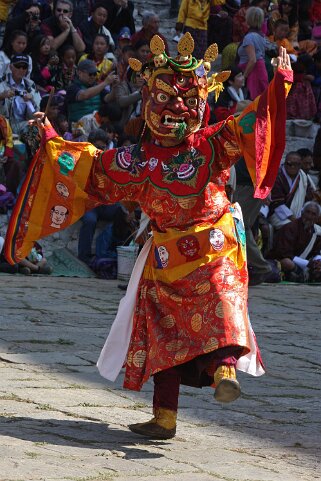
<box><xmin>128</xmin><ymin>33</ymin><xmax>231</xmax><ymax>147</ymax></box>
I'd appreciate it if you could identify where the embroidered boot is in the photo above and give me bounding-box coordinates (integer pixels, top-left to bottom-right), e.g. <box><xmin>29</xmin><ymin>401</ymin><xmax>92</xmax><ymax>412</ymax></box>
<box><xmin>128</xmin><ymin>407</ymin><xmax>177</xmax><ymax>439</ymax></box>
<box><xmin>214</xmin><ymin>365</ymin><xmax>241</xmax><ymax>403</ymax></box>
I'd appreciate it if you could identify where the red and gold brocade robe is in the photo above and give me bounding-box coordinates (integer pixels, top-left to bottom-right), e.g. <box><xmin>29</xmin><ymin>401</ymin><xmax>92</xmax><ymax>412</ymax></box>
<box><xmin>5</xmin><ymin>70</ymin><xmax>292</xmax><ymax>391</ymax></box>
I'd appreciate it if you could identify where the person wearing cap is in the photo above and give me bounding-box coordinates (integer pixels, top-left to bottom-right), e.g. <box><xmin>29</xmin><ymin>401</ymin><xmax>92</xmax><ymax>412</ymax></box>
<box><xmin>40</xmin><ymin>0</ymin><xmax>85</xmax><ymax>54</ymax></box>
<box><xmin>0</xmin><ymin>54</ymin><xmax>41</xmax><ymax>135</ymax></box>
<box><xmin>65</xmin><ymin>58</ymin><xmax>118</xmax><ymax>123</ymax></box>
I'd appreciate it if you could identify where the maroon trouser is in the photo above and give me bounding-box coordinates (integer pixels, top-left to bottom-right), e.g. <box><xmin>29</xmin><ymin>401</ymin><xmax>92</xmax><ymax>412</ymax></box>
<box><xmin>153</xmin><ymin>346</ymin><xmax>242</xmax><ymax>412</ymax></box>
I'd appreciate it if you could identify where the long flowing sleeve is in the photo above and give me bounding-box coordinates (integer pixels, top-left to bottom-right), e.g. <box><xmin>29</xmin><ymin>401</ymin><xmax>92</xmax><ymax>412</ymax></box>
<box><xmin>4</xmin><ymin>129</ymin><xmax>144</xmax><ymax>264</ymax></box>
<box><xmin>226</xmin><ymin>68</ymin><xmax>293</xmax><ymax>199</ymax></box>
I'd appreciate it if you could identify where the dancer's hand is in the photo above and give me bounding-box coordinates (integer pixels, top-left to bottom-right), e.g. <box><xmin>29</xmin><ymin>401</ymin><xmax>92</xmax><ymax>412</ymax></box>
<box><xmin>271</xmin><ymin>46</ymin><xmax>292</xmax><ymax>71</ymax></box>
<box><xmin>29</xmin><ymin>112</ymin><xmax>53</xmax><ymax>135</ymax></box>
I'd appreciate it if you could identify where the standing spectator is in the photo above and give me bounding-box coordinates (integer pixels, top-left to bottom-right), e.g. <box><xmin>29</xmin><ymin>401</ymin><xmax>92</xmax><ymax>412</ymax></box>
<box><xmin>0</xmin><ymin>30</ymin><xmax>32</xmax><ymax>79</ymax></box>
<box><xmin>79</xmin><ymin>2</ymin><xmax>115</xmax><ymax>54</ymax></box>
<box><xmin>0</xmin><ymin>54</ymin><xmax>41</xmax><ymax>135</ymax></box>
<box><xmin>286</xmin><ymin>54</ymin><xmax>317</xmax><ymax>120</ymax></box>
<box><xmin>131</xmin><ymin>11</ymin><xmax>169</xmax><ymax>54</ymax></box>
<box><xmin>104</xmin><ymin>0</ymin><xmax>135</xmax><ymax>41</ymax></box>
<box><xmin>79</xmin><ymin>34</ymin><xmax>114</xmax><ymax>82</ymax></box>
<box><xmin>175</xmin><ymin>0</ymin><xmax>211</xmax><ymax>59</ymax></box>
<box><xmin>40</xmin><ymin>0</ymin><xmax>85</xmax><ymax>54</ymax></box>
<box><xmin>65</xmin><ymin>59</ymin><xmax>117</xmax><ymax>123</ymax></box>
<box><xmin>237</xmin><ymin>6</ymin><xmax>269</xmax><ymax>100</ymax></box>
<box><xmin>208</xmin><ymin>1</ymin><xmax>236</xmax><ymax>52</ymax></box>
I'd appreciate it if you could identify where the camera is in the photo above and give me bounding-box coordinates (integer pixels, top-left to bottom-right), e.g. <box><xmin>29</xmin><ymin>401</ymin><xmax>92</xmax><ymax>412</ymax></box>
<box><xmin>14</xmin><ymin>90</ymin><xmax>27</xmax><ymax>97</ymax></box>
<box><xmin>28</xmin><ymin>12</ymin><xmax>40</xmax><ymax>21</ymax></box>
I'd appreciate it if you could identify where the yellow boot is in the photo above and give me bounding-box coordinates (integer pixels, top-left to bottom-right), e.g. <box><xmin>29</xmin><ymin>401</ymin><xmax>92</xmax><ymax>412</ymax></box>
<box><xmin>129</xmin><ymin>407</ymin><xmax>177</xmax><ymax>439</ymax></box>
<box><xmin>214</xmin><ymin>365</ymin><xmax>241</xmax><ymax>403</ymax></box>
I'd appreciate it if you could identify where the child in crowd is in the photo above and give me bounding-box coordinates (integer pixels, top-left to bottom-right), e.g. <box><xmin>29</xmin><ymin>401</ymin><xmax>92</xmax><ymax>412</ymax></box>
<box><xmin>286</xmin><ymin>54</ymin><xmax>317</xmax><ymax>119</ymax></box>
<box><xmin>268</xmin><ymin>18</ymin><xmax>298</xmax><ymax>59</ymax></box>
<box><xmin>18</xmin><ymin>241</ymin><xmax>52</xmax><ymax>275</ymax></box>
<box><xmin>56</xmin><ymin>45</ymin><xmax>77</xmax><ymax>91</ymax></box>
<box><xmin>31</xmin><ymin>35</ymin><xmax>59</xmax><ymax>93</ymax></box>
<box><xmin>0</xmin><ymin>30</ymin><xmax>32</xmax><ymax>78</ymax></box>
<box><xmin>116</xmin><ymin>44</ymin><xmax>135</xmax><ymax>81</ymax></box>
<box><xmin>79</xmin><ymin>34</ymin><xmax>114</xmax><ymax>82</ymax></box>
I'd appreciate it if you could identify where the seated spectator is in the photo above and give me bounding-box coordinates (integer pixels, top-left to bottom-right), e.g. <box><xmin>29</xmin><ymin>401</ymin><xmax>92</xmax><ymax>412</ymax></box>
<box><xmin>88</xmin><ymin>128</ymin><xmax>109</xmax><ymax>150</ymax></box>
<box><xmin>268</xmin><ymin>151</ymin><xmax>315</xmax><ymax>230</ymax></box>
<box><xmin>3</xmin><ymin>0</ymin><xmax>42</xmax><ymax>52</ymax></box>
<box><xmin>133</xmin><ymin>39</ymin><xmax>151</xmax><ymax>65</ymax></box>
<box><xmin>0</xmin><ymin>0</ymin><xmax>16</xmax><ymax>49</ymax></box>
<box><xmin>312</xmin><ymin>123</ymin><xmax>321</xmax><ymax>174</ymax></box>
<box><xmin>221</xmin><ymin>41</ymin><xmax>240</xmax><ymax>70</ymax></box>
<box><xmin>268</xmin><ymin>0</ymin><xmax>299</xmax><ymax>47</ymax></box>
<box><xmin>131</xmin><ymin>11</ymin><xmax>169</xmax><ymax>54</ymax></box>
<box><xmin>30</xmin><ymin>34</ymin><xmax>52</xmax><ymax>92</ymax></box>
<box><xmin>18</xmin><ymin>241</ymin><xmax>53</xmax><ymax>275</ymax></box>
<box><xmin>267</xmin><ymin>201</ymin><xmax>321</xmax><ymax>282</ymax></box>
<box><xmin>79</xmin><ymin>2</ymin><xmax>115</xmax><ymax>55</ymax></box>
<box><xmin>104</xmin><ymin>0</ymin><xmax>135</xmax><ymax>42</ymax></box>
<box><xmin>113</xmin><ymin>68</ymin><xmax>145</xmax><ymax>129</ymax></box>
<box><xmin>40</xmin><ymin>0</ymin><xmax>85</xmax><ymax>55</ymax></box>
<box><xmin>65</xmin><ymin>59</ymin><xmax>118</xmax><ymax>123</ymax></box>
<box><xmin>56</xmin><ymin>44</ymin><xmax>77</xmax><ymax>91</ymax></box>
<box><xmin>212</xmin><ymin>66</ymin><xmax>247</xmax><ymax>121</ymax></box>
<box><xmin>77</xmin><ymin>103</ymin><xmax>122</xmax><ymax>139</ymax></box>
<box><xmin>78</xmin><ymin>199</ymin><xmax>125</xmax><ymax>265</ymax></box>
<box><xmin>175</xmin><ymin>0</ymin><xmax>211</xmax><ymax>58</ymax></box>
<box><xmin>11</xmin><ymin>0</ymin><xmax>51</xmax><ymax>20</ymax></box>
<box><xmin>0</xmin><ymin>54</ymin><xmax>41</xmax><ymax>135</ymax></box>
<box><xmin>297</xmin><ymin>147</ymin><xmax>321</xmax><ymax>201</ymax></box>
<box><xmin>0</xmin><ymin>30</ymin><xmax>32</xmax><ymax>79</ymax></box>
<box><xmin>116</xmin><ymin>44</ymin><xmax>135</xmax><ymax>81</ymax></box>
<box><xmin>79</xmin><ymin>34</ymin><xmax>114</xmax><ymax>82</ymax></box>
<box><xmin>268</xmin><ymin>18</ymin><xmax>298</xmax><ymax>58</ymax></box>
<box><xmin>286</xmin><ymin>54</ymin><xmax>317</xmax><ymax>120</ymax></box>
<box><xmin>116</xmin><ymin>26</ymin><xmax>132</xmax><ymax>53</ymax></box>
<box><xmin>0</xmin><ymin>114</ymin><xmax>22</xmax><ymax>196</ymax></box>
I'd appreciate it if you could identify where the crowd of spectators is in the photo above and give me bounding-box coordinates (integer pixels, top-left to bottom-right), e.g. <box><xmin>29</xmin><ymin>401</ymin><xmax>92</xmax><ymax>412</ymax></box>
<box><xmin>0</xmin><ymin>0</ymin><xmax>321</xmax><ymax>283</ymax></box>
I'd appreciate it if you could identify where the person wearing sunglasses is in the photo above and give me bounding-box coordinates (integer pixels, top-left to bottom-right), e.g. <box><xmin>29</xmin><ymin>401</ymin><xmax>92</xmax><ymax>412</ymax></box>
<box><xmin>66</xmin><ymin>59</ymin><xmax>118</xmax><ymax>123</ymax></box>
<box><xmin>0</xmin><ymin>54</ymin><xmax>41</xmax><ymax>135</ymax></box>
<box><xmin>40</xmin><ymin>0</ymin><xmax>85</xmax><ymax>54</ymax></box>
<box><xmin>268</xmin><ymin>151</ymin><xmax>315</xmax><ymax>230</ymax></box>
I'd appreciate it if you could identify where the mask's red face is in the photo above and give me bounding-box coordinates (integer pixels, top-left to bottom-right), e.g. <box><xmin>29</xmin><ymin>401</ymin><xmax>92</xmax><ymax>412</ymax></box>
<box><xmin>142</xmin><ymin>70</ymin><xmax>207</xmax><ymax>146</ymax></box>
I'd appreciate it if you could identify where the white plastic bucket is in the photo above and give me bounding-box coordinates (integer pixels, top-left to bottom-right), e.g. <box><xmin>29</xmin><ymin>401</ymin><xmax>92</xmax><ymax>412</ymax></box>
<box><xmin>117</xmin><ymin>245</ymin><xmax>139</xmax><ymax>281</ymax></box>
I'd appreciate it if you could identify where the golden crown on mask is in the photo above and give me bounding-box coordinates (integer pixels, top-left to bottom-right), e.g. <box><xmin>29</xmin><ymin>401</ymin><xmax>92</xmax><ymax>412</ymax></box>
<box><xmin>128</xmin><ymin>32</ymin><xmax>231</xmax><ymax>102</ymax></box>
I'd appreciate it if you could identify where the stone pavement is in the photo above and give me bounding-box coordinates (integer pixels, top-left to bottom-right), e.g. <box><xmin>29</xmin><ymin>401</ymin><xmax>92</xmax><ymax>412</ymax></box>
<box><xmin>0</xmin><ymin>276</ymin><xmax>320</xmax><ymax>481</ymax></box>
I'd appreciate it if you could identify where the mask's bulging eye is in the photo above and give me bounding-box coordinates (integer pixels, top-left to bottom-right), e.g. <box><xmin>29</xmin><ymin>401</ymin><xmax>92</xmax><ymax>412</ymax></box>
<box><xmin>186</xmin><ymin>97</ymin><xmax>197</xmax><ymax>108</ymax></box>
<box><xmin>156</xmin><ymin>92</ymin><xmax>170</xmax><ymax>103</ymax></box>
<box><xmin>176</xmin><ymin>75</ymin><xmax>186</xmax><ymax>86</ymax></box>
